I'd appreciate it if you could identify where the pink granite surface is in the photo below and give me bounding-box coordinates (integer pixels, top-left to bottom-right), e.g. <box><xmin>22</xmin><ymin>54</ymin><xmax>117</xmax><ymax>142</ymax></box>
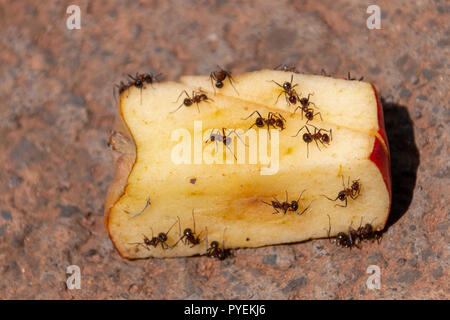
<box><xmin>0</xmin><ymin>0</ymin><xmax>448</xmax><ymax>299</ymax></box>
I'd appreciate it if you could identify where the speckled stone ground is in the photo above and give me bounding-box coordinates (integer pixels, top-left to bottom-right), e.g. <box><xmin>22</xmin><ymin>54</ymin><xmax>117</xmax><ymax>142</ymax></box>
<box><xmin>0</xmin><ymin>0</ymin><xmax>448</xmax><ymax>299</ymax></box>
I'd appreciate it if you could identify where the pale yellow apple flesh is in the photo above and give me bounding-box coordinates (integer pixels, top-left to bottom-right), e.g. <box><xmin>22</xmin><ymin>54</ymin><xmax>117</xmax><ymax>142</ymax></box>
<box><xmin>105</xmin><ymin>72</ymin><xmax>391</xmax><ymax>259</ymax></box>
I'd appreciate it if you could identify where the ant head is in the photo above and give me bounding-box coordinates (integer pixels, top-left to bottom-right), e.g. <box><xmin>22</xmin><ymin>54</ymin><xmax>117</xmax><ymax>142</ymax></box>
<box><xmin>321</xmin><ymin>133</ymin><xmax>330</xmax><ymax>143</ymax></box>
<box><xmin>256</xmin><ymin>118</ymin><xmax>264</xmax><ymax>127</ymax></box>
<box><xmin>338</xmin><ymin>191</ymin><xmax>347</xmax><ymax>201</ymax></box>
<box><xmin>217</xmin><ymin>250</ymin><xmax>227</xmax><ymax>260</ymax></box>
<box><xmin>184</xmin><ymin>98</ymin><xmax>192</xmax><ymax>106</ymax></box>
<box><xmin>144</xmin><ymin>237</ymin><xmax>151</xmax><ymax>245</ymax></box>
<box><xmin>275</xmin><ymin>119</ymin><xmax>284</xmax><ymax>128</ymax></box>
<box><xmin>303</xmin><ymin>133</ymin><xmax>312</xmax><ymax>143</ymax></box>
<box><xmin>336</xmin><ymin>232</ymin><xmax>347</xmax><ymax>240</ymax></box>
<box><xmin>363</xmin><ymin>224</ymin><xmax>373</xmax><ymax>233</ymax></box>
<box><xmin>184</xmin><ymin>228</ymin><xmax>193</xmax><ymax>236</ymax></box>
<box><xmin>283</xmin><ymin>82</ymin><xmax>291</xmax><ymax>90</ymax></box>
<box><xmin>158</xmin><ymin>233</ymin><xmax>168</xmax><ymax>242</ymax></box>
<box><xmin>210</xmin><ymin>241</ymin><xmax>219</xmax><ymax>248</ymax></box>
<box><xmin>291</xmin><ymin>201</ymin><xmax>299</xmax><ymax>211</ymax></box>
<box><xmin>215</xmin><ymin>80</ymin><xmax>223</xmax><ymax>88</ymax></box>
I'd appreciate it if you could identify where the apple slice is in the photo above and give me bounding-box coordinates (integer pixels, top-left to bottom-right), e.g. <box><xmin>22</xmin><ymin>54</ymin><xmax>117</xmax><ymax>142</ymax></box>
<box><xmin>105</xmin><ymin>73</ymin><xmax>391</xmax><ymax>259</ymax></box>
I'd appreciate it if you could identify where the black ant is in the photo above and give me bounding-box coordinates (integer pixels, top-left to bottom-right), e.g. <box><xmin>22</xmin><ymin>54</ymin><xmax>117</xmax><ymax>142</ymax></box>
<box><xmin>174</xmin><ymin>209</ymin><xmax>204</xmax><ymax>248</ymax></box>
<box><xmin>205</xmin><ymin>228</ymin><xmax>231</xmax><ymax>260</ymax></box>
<box><xmin>129</xmin><ymin>220</ymin><xmax>178</xmax><ymax>250</ymax></box>
<box><xmin>262</xmin><ymin>190</ymin><xmax>311</xmax><ymax>215</ymax></box>
<box><xmin>243</xmin><ymin>111</ymin><xmax>286</xmax><ymax>135</ymax></box>
<box><xmin>271</xmin><ymin>74</ymin><xmax>300</xmax><ymax>106</ymax></box>
<box><xmin>327</xmin><ymin>215</ymin><xmax>359</xmax><ymax>249</ymax></box>
<box><xmin>209</xmin><ymin>65</ymin><xmax>238</xmax><ymax>94</ymax></box>
<box><xmin>115</xmin><ymin>80</ymin><xmax>131</xmax><ymax>97</ymax></box>
<box><xmin>322</xmin><ymin>176</ymin><xmax>361</xmax><ymax>208</ymax></box>
<box><xmin>292</xmin><ymin>124</ymin><xmax>332</xmax><ymax>158</ymax></box>
<box><xmin>128</xmin><ymin>72</ymin><xmax>161</xmax><ymax>89</ymax></box>
<box><xmin>327</xmin><ymin>215</ymin><xmax>381</xmax><ymax>249</ymax></box>
<box><xmin>123</xmin><ymin>197</ymin><xmax>151</xmax><ymax>219</ymax></box>
<box><xmin>171</xmin><ymin>90</ymin><xmax>213</xmax><ymax>113</ymax></box>
<box><xmin>205</xmin><ymin>128</ymin><xmax>246</xmax><ymax>160</ymax></box>
<box><xmin>274</xmin><ymin>64</ymin><xmax>298</xmax><ymax>73</ymax></box>
<box><xmin>347</xmin><ymin>72</ymin><xmax>364</xmax><ymax>81</ymax></box>
<box><xmin>126</xmin><ymin>72</ymin><xmax>161</xmax><ymax>104</ymax></box>
<box><xmin>355</xmin><ymin>218</ymin><xmax>383</xmax><ymax>244</ymax></box>
<box><xmin>293</xmin><ymin>93</ymin><xmax>322</xmax><ymax>123</ymax></box>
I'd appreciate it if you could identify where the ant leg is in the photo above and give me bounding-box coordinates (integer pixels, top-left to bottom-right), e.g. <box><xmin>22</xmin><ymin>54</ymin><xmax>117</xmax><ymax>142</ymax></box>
<box><xmin>314</xmin><ymin>112</ymin><xmax>323</xmax><ymax>121</ymax></box>
<box><xmin>327</xmin><ymin>214</ymin><xmax>333</xmax><ymax>243</ymax></box>
<box><xmin>166</xmin><ymin>219</ymin><xmax>179</xmax><ymax>236</ymax></box>
<box><xmin>275</xmin><ymin>90</ymin><xmax>284</xmax><ymax>104</ymax></box>
<box><xmin>177</xmin><ymin>216</ymin><xmax>182</xmax><ymax>237</ymax></box>
<box><xmin>297</xmin><ymin>200</ymin><xmax>313</xmax><ymax>216</ymax></box>
<box><xmin>297</xmin><ymin>189</ymin><xmax>307</xmax><ymax>203</ymax></box>
<box><xmin>225</xmin><ymin>144</ymin><xmax>237</xmax><ymax>160</ymax></box>
<box><xmin>314</xmin><ymin>138</ymin><xmax>321</xmax><ymax>151</ymax></box>
<box><xmin>321</xmin><ymin>194</ymin><xmax>340</xmax><ymax>202</ymax></box>
<box><xmin>334</xmin><ymin>198</ymin><xmax>348</xmax><ymax>208</ymax></box>
<box><xmin>292</xmin><ymin>125</ymin><xmax>306</xmax><ymax>137</ymax></box>
<box><xmin>306</xmin><ymin>142</ymin><xmax>310</xmax><ymax>158</ymax></box>
<box><xmin>205</xmin><ymin>227</ymin><xmax>209</xmax><ymax>252</ymax></box>
<box><xmin>170</xmin><ymin>102</ymin><xmax>186</xmax><ymax>114</ymax></box>
<box><xmin>285</xmin><ymin>190</ymin><xmax>289</xmax><ymax>203</ymax></box>
<box><xmin>270</xmin><ymin>80</ymin><xmax>283</xmax><ymax>89</ymax></box>
<box><xmin>192</xmin><ymin>209</ymin><xmax>196</xmax><ymax>234</ymax></box>
<box><xmin>196</xmin><ymin>102</ymin><xmax>200</xmax><ymax>113</ymax></box>
<box><xmin>222</xmin><ymin>228</ymin><xmax>227</xmax><ymax>250</ymax></box>
<box><xmin>228</xmin><ymin>75</ymin><xmax>239</xmax><ymax>95</ymax></box>
<box><xmin>226</xmin><ymin>129</ymin><xmax>248</xmax><ymax>147</ymax></box>
<box><xmin>210</xmin><ymin>73</ymin><xmax>217</xmax><ymax>95</ymax></box>
<box><xmin>245</xmin><ymin>123</ymin><xmax>257</xmax><ymax>134</ymax></box>
<box><xmin>341</xmin><ymin>175</ymin><xmax>346</xmax><ymax>190</ymax></box>
<box><xmin>242</xmin><ymin>110</ymin><xmax>262</xmax><ymax>120</ymax></box>
<box><xmin>277</xmin><ymin>112</ymin><xmax>286</xmax><ymax>122</ymax></box>
<box><xmin>174</xmin><ymin>90</ymin><xmax>189</xmax><ymax>103</ymax></box>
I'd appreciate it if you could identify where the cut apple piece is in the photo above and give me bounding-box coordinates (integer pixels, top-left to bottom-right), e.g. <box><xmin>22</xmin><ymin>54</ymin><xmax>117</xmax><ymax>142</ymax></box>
<box><xmin>105</xmin><ymin>72</ymin><xmax>391</xmax><ymax>259</ymax></box>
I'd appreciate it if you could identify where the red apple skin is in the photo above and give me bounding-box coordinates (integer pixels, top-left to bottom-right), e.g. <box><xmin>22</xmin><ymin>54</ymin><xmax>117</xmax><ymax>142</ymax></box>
<box><xmin>370</xmin><ymin>85</ymin><xmax>392</xmax><ymax>228</ymax></box>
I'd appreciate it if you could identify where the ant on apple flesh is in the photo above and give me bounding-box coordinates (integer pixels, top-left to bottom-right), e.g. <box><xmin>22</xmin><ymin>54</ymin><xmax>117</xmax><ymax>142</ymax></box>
<box><xmin>174</xmin><ymin>209</ymin><xmax>205</xmax><ymax>248</ymax></box>
<box><xmin>210</xmin><ymin>65</ymin><xmax>238</xmax><ymax>95</ymax></box>
<box><xmin>205</xmin><ymin>128</ymin><xmax>246</xmax><ymax>160</ymax></box>
<box><xmin>262</xmin><ymin>190</ymin><xmax>311</xmax><ymax>215</ymax></box>
<box><xmin>171</xmin><ymin>89</ymin><xmax>213</xmax><ymax>113</ymax></box>
<box><xmin>322</xmin><ymin>176</ymin><xmax>361</xmax><ymax>208</ymax></box>
<box><xmin>292</xmin><ymin>124</ymin><xmax>332</xmax><ymax>158</ymax></box>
